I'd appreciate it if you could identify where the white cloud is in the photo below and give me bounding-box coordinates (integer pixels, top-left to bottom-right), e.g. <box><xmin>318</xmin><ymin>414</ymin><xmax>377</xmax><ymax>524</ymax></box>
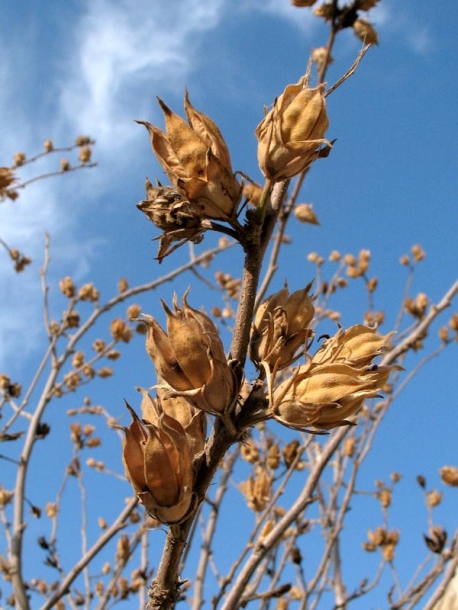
<box><xmin>59</xmin><ymin>0</ymin><xmax>227</xmax><ymax>153</ymax></box>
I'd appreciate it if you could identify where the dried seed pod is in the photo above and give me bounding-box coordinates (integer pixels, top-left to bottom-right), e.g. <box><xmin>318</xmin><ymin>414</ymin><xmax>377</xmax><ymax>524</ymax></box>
<box><xmin>138</xmin><ymin>92</ymin><xmax>241</xmax><ymax>220</ymax></box>
<box><xmin>119</xmin><ymin>402</ymin><xmax>195</xmax><ymax>524</ymax></box>
<box><xmin>250</xmin><ymin>283</ymin><xmax>315</xmax><ymax>370</ymax></box>
<box><xmin>271</xmin><ymin>322</ymin><xmax>399</xmax><ymax>431</ymax></box>
<box><xmin>137</xmin><ymin>180</ymin><xmax>210</xmax><ymax>262</ymax></box>
<box><xmin>143</xmin><ymin>293</ymin><xmax>238</xmax><ymax>415</ymax></box>
<box><xmin>255</xmin><ymin>77</ymin><xmax>330</xmax><ymax>181</ymax></box>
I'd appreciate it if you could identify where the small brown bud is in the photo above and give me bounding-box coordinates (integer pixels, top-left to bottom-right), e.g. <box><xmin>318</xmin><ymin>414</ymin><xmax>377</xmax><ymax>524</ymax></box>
<box><xmin>127</xmin><ymin>304</ymin><xmax>142</xmax><ymax>321</ymax></box>
<box><xmin>110</xmin><ymin>319</ymin><xmax>133</xmax><ymax>343</ymax></box>
<box><xmin>424</xmin><ymin>526</ymin><xmax>447</xmax><ymax>554</ymax></box>
<box><xmin>343</xmin><ymin>437</ymin><xmax>356</xmax><ymax>457</ymax></box>
<box><xmin>294</xmin><ymin>203</ymin><xmax>319</xmax><ymax>225</ymax></box>
<box><xmin>44</xmin><ymin>139</ymin><xmax>54</xmax><ymax>152</ymax></box>
<box><xmin>59</xmin><ymin>276</ymin><xmax>76</xmax><ymax>298</ymax></box>
<box><xmin>440</xmin><ymin>466</ymin><xmax>458</xmax><ymax>487</ymax></box>
<box><xmin>416</xmin><ymin>474</ymin><xmax>426</xmax><ymax>488</ymax></box>
<box><xmin>60</xmin><ymin>158</ymin><xmax>70</xmax><ymax>171</ymax></box>
<box><xmin>427</xmin><ymin>489</ymin><xmax>443</xmax><ymax>508</ymax></box>
<box><xmin>78</xmin><ymin>145</ymin><xmax>92</xmax><ymax>164</ymax></box>
<box><xmin>64</xmin><ymin>310</ymin><xmax>80</xmax><ymax>329</ymax></box>
<box><xmin>353</xmin><ymin>19</ymin><xmax>379</xmax><ymax>45</ymax></box>
<box><xmin>13</xmin><ymin>152</ymin><xmax>26</xmax><ymax>166</ymax></box>
<box><xmin>78</xmin><ymin>283</ymin><xmax>99</xmax><ymax>302</ymax></box>
<box><xmin>75</xmin><ymin>136</ymin><xmax>92</xmax><ymax>146</ymax></box>
<box><xmin>411</xmin><ymin>244</ymin><xmax>425</xmax><ymax>262</ymax></box>
<box><xmin>118</xmin><ymin>278</ymin><xmax>128</xmax><ymax>293</ymax></box>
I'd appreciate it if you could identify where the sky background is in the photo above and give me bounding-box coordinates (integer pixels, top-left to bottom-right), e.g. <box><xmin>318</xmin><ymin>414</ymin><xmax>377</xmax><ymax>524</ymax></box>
<box><xmin>1</xmin><ymin>1</ymin><xmax>457</xmax><ymax>608</ymax></box>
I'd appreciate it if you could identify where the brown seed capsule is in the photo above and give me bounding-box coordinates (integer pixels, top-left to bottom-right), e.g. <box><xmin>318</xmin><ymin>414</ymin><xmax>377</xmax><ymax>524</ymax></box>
<box><xmin>271</xmin><ymin>322</ymin><xmax>399</xmax><ymax>431</ymax></box>
<box><xmin>138</xmin><ymin>92</ymin><xmax>241</xmax><ymax>220</ymax></box>
<box><xmin>255</xmin><ymin>78</ymin><xmax>330</xmax><ymax>181</ymax></box>
<box><xmin>120</xmin><ymin>402</ymin><xmax>194</xmax><ymax>524</ymax></box>
<box><xmin>143</xmin><ymin>293</ymin><xmax>237</xmax><ymax>415</ymax></box>
<box><xmin>250</xmin><ymin>283</ymin><xmax>315</xmax><ymax>370</ymax></box>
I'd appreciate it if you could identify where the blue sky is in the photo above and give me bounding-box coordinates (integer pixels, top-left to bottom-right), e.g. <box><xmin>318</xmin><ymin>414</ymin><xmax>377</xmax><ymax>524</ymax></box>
<box><xmin>1</xmin><ymin>1</ymin><xmax>457</xmax><ymax>608</ymax></box>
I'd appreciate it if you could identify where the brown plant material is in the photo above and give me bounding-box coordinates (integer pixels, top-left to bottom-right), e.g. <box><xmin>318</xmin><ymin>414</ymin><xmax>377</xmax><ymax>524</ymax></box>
<box><xmin>291</xmin><ymin>0</ymin><xmax>317</xmax><ymax>6</ymax></box>
<box><xmin>294</xmin><ymin>203</ymin><xmax>319</xmax><ymax>225</ymax></box>
<box><xmin>353</xmin><ymin>19</ymin><xmax>379</xmax><ymax>45</ymax></box>
<box><xmin>239</xmin><ymin>469</ymin><xmax>272</xmax><ymax>512</ymax></box>
<box><xmin>137</xmin><ymin>180</ymin><xmax>211</xmax><ymax>262</ymax></box>
<box><xmin>271</xmin><ymin>325</ymin><xmax>397</xmax><ymax>430</ymax></box>
<box><xmin>256</xmin><ymin>76</ymin><xmax>331</xmax><ymax>181</ymax></box>
<box><xmin>366</xmin><ymin>527</ymin><xmax>400</xmax><ymax>561</ymax></box>
<box><xmin>440</xmin><ymin>465</ymin><xmax>458</xmax><ymax>487</ymax></box>
<box><xmin>143</xmin><ymin>293</ymin><xmax>238</xmax><ymax>415</ymax></box>
<box><xmin>119</xmin><ymin>401</ymin><xmax>195</xmax><ymax>524</ymax></box>
<box><xmin>59</xmin><ymin>276</ymin><xmax>76</xmax><ymax>298</ymax></box>
<box><xmin>138</xmin><ymin>92</ymin><xmax>241</xmax><ymax>220</ymax></box>
<box><xmin>423</xmin><ymin>526</ymin><xmax>447</xmax><ymax>554</ymax></box>
<box><xmin>138</xmin><ymin>388</ymin><xmax>207</xmax><ymax>457</ymax></box>
<box><xmin>250</xmin><ymin>283</ymin><xmax>315</xmax><ymax>370</ymax></box>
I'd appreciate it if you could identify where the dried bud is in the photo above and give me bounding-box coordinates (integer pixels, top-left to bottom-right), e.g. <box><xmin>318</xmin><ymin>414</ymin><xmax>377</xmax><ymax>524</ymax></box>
<box><xmin>60</xmin><ymin>158</ymin><xmax>70</xmax><ymax>171</ymax></box>
<box><xmin>13</xmin><ymin>152</ymin><xmax>26</xmax><ymax>167</ymax></box>
<box><xmin>138</xmin><ymin>92</ymin><xmax>241</xmax><ymax>220</ymax></box>
<box><xmin>343</xmin><ymin>437</ymin><xmax>356</xmax><ymax>457</ymax></box>
<box><xmin>427</xmin><ymin>489</ymin><xmax>443</xmax><ymax>508</ymax></box>
<box><xmin>75</xmin><ymin>136</ymin><xmax>92</xmax><ymax>146</ymax></box>
<box><xmin>424</xmin><ymin>526</ymin><xmax>447</xmax><ymax>554</ymax></box>
<box><xmin>250</xmin><ymin>283</ymin><xmax>315</xmax><ymax>370</ymax></box>
<box><xmin>137</xmin><ymin>181</ymin><xmax>209</xmax><ymax>262</ymax></box>
<box><xmin>255</xmin><ymin>77</ymin><xmax>330</xmax><ymax>181</ymax></box>
<box><xmin>78</xmin><ymin>145</ymin><xmax>92</xmax><ymax>164</ymax></box>
<box><xmin>353</xmin><ymin>19</ymin><xmax>379</xmax><ymax>45</ymax></box>
<box><xmin>59</xmin><ymin>276</ymin><xmax>76</xmax><ymax>298</ymax></box>
<box><xmin>143</xmin><ymin>293</ymin><xmax>237</xmax><ymax>415</ymax></box>
<box><xmin>239</xmin><ymin>470</ymin><xmax>272</xmax><ymax>512</ymax></box>
<box><xmin>440</xmin><ymin>466</ymin><xmax>458</xmax><ymax>487</ymax></box>
<box><xmin>120</xmin><ymin>402</ymin><xmax>195</xmax><ymax>524</ymax></box>
<box><xmin>44</xmin><ymin>139</ymin><xmax>54</xmax><ymax>152</ymax></box>
<box><xmin>294</xmin><ymin>204</ymin><xmax>319</xmax><ymax>225</ymax></box>
<box><xmin>110</xmin><ymin>319</ymin><xmax>133</xmax><ymax>343</ymax></box>
<box><xmin>78</xmin><ymin>283</ymin><xmax>99</xmax><ymax>302</ymax></box>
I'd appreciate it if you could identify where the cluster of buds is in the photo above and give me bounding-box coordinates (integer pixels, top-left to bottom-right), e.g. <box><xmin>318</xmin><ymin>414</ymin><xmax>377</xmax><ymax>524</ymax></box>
<box><xmin>270</xmin><ymin>324</ymin><xmax>397</xmax><ymax>431</ymax></box>
<box><xmin>137</xmin><ymin>180</ymin><xmax>211</xmax><ymax>262</ymax></box>
<box><xmin>138</xmin><ymin>92</ymin><xmax>241</xmax><ymax>223</ymax></box>
<box><xmin>255</xmin><ymin>75</ymin><xmax>331</xmax><ymax>181</ymax></box>
<box><xmin>363</xmin><ymin>527</ymin><xmax>400</xmax><ymax>561</ymax></box>
<box><xmin>119</xmin><ymin>389</ymin><xmax>206</xmax><ymax>524</ymax></box>
<box><xmin>143</xmin><ymin>293</ymin><xmax>238</xmax><ymax>416</ymax></box>
<box><xmin>250</xmin><ymin>283</ymin><xmax>315</xmax><ymax>370</ymax></box>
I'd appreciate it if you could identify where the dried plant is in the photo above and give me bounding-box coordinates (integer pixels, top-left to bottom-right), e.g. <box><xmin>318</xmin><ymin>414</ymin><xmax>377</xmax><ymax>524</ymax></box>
<box><xmin>1</xmin><ymin>2</ymin><xmax>457</xmax><ymax>610</ymax></box>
